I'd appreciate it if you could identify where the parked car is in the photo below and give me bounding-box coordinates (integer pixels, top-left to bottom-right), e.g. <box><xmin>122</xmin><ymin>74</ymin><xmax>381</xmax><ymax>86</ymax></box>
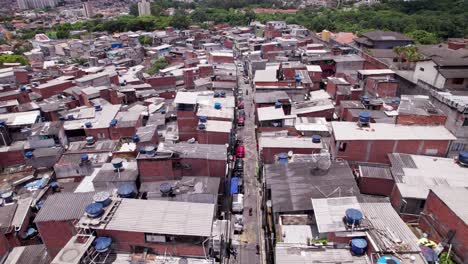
<box><xmin>237</xmin><ymin>116</ymin><xmax>245</xmax><ymax>126</ymax></box>
<box><xmin>232</xmin><ymin>193</ymin><xmax>244</xmax><ymax>213</ymax></box>
<box><xmin>236</xmin><ymin>145</ymin><xmax>245</xmax><ymax>158</ymax></box>
<box><xmin>233</xmin><ymin>214</ymin><xmax>244</xmax><ymax>234</ymax></box>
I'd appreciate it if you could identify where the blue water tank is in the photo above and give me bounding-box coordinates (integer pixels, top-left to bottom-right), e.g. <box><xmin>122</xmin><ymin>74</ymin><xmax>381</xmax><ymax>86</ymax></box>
<box><xmin>278</xmin><ymin>153</ymin><xmax>289</xmax><ymax>164</ymax></box>
<box><xmin>110</xmin><ymin>119</ymin><xmax>118</xmax><ymax>127</ymax></box>
<box><xmin>160</xmin><ymin>109</ymin><xmax>167</xmax><ymax>114</ymax></box>
<box><xmin>214</xmin><ymin>102</ymin><xmax>222</xmax><ymax>109</ymax></box>
<box><xmin>20</xmin><ymin>86</ymin><xmax>27</xmax><ymax>92</ymax></box>
<box><xmin>67</xmin><ymin>114</ymin><xmax>74</xmax><ymax>120</ymax></box>
<box><xmin>199</xmin><ymin>116</ymin><xmax>207</xmax><ymax>123</ymax></box>
<box><xmin>112</xmin><ymin>158</ymin><xmax>123</xmax><ymax>169</ymax></box>
<box><xmin>94</xmin><ymin>104</ymin><xmax>102</xmax><ymax>111</ymax></box>
<box><xmin>295</xmin><ymin>74</ymin><xmax>302</xmax><ymax>82</ymax></box>
<box><xmin>459</xmin><ymin>151</ymin><xmax>468</xmax><ymax>165</ymax></box>
<box><xmin>160</xmin><ymin>182</ymin><xmax>172</xmax><ymax>194</ymax></box>
<box><xmin>345</xmin><ymin>208</ymin><xmax>363</xmax><ymax>225</ymax></box>
<box><xmin>59</xmin><ymin>116</ymin><xmax>66</xmax><ymax>121</ymax></box>
<box><xmin>198</xmin><ymin>123</ymin><xmax>206</xmax><ymax>130</ymax></box>
<box><xmin>275</xmin><ymin>101</ymin><xmax>282</xmax><ymax>108</ymax></box>
<box><xmin>361</xmin><ymin>96</ymin><xmax>370</xmax><ymax>105</ymax></box>
<box><xmin>350</xmin><ymin>238</ymin><xmax>367</xmax><ymax>255</ymax></box>
<box><xmin>312</xmin><ymin>135</ymin><xmax>321</xmax><ymax>144</ymax></box>
<box><xmin>214</xmin><ymin>92</ymin><xmax>220</xmax><ymax>98</ymax></box>
<box><xmin>93</xmin><ymin>191</ymin><xmax>111</xmax><ymax>207</ymax></box>
<box><xmin>25</xmin><ymin>151</ymin><xmax>33</xmax><ymax>159</ymax></box>
<box><xmin>86</xmin><ymin>136</ymin><xmax>94</xmax><ymax>144</ymax></box>
<box><xmin>377</xmin><ymin>256</ymin><xmax>401</xmax><ymax>264</ymax></box>
<box><xmin>139</xmin><ymin>147</ymin><xmax>146</xmax><ymax>154</ymax></box>
<box><xmin>94</xmin><ymin>237</ymin><xmax>112</xmax><ymax>253</ymax></box>
<box><xmin>145</xmin><ymin>146</ymin><xmax>156</xmax><ymax>156</ymax></box>
<box><xmin>85</xmin><ymin>203</ymin><xmax>104</xmax><ymax>218</ymax></box>
<box><xmin>1</xmin><ymin>191</ymin><xmax>13</xmax><ymax>203</ymax></box>
<box><xmin>359</xmin><ymin>112</ymin><xmax>371</xmax><ymax>125</ymax></box>
<box><xmin>85</xmin><ymin>122</ymin><xmax>92</xmax><ymax>128</ymax></box>
<box><xmin>80</xmin><ymin>153</ymin><xmax>89</xmax><ymax>162</ymax></box>
<box><xmin>132</xmin><ymin>135</ymin><xmax>140</xmax><ymax>143</ymax></box>
<box><xmin>117</xmin><ymin>184</ymin><xmax>136</xmax><ymax>198</ymax></box>
<box><xmin>220</xmin><ymin>91</ymin><xmax>226</xmax><ymax>98</ymax></box>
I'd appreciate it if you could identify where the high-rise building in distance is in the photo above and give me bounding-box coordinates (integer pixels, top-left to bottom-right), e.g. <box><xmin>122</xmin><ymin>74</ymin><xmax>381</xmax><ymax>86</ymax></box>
<box><xmin>138</xmin><ymin>0</ymin><xmax>151</xmax><ymax>16</ymax></box>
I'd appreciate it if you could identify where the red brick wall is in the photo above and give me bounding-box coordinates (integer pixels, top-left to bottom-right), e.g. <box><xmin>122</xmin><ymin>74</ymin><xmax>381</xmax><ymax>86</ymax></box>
<box><xmin>211</xmin><ymin>55</ymin><xmax>234</xmax><ymax>64</ymax></box>
<box><xmin>296</xmin><ymin>108</ymin><xmax>335</xmax><ymax>120</ymax></box>
<box><xmin>145</xmin><ymin>76</ymin><xmax>177</xmax><ymax>88</ymax></box>
<box><xmin>419</xmin><ymin>191</ymin><xmax>468</xmax><ymax>262</ymax></box>
<box><xmin>96</xmin><ymin>230</ymin><xmax>205</xmax><ymax>257</ymax></box>
<box><xmin>0</xmin><ymin>233</ymin><xmax>10</xmax><ymax>259</ymax></box>
<box><xmin>180</xmin><ymin>158</ymin><xmax>226</xmax><ymax>178</ymax></box>
<box><xmin>110</xmin><ymin>127</ymin><xmax>137</xmax><ymax>140</ymax></box>
<box><xmin>396</xmin><ymin>114</ymin><xmax>447</xmax><ymax>126</ymax></box>
<box><xmin>197</xmin><ymin>131</ymin><xmax>229</xmax><ymax>145</ymax></box>
<box><xmin>326</xmin><ymin>81</ymin><xmax>337</xmax><ymax>98</ymax></box>
<box><xmin>0</xmin><ymin>91</ymin><xmax>31</xmax><ymax>104</ymax></box>
<box><xmin>32</xmin><ymin>81</ymin><xmax>73</xmax><ymax>99</ymax></box>
<box><xmin>359</xmin><ymin>177</ymin><xmax>394</xmax><ymax>197</ymax></box>
<box><xmin>138</xmin><ymin>159</ymin><xmax>176</xmax><ymax>182</ymax></box>
<box><xmin>0</xmin><ymin>150</ymin><xmax>25</xmax><ymax>167</ymax></box>
<box><xmin>335</xmin><ymin>139</ymin><xmax>450</xmax><ymax>163</ymax></box>
<box><xmin>37</xmin><ymin>220</ymin><xmax>77</xmax><ymax>258</ymax></box>
<box><xmin>85</xmin><ymin>127</ymin><xmax>111</xmax><ymax>140</ymax></box>
<box><xmin>14</xmin><ymin>70</ymin><xmax>29</xmax><ymax>84</ymax></box>
<box><xmin>198</xmin><ymin>65</ymin><xmax>214</xmax><ymax>78</ymax></box>
<box><xmin>365</xmin><ymin>79</ymin><xmax>398</xmax><ymax>97</ymax></box>
<box><xmin>390</xmin><ymin>185</ymin><xmax>403</xmax><ymax>212</ymax></box>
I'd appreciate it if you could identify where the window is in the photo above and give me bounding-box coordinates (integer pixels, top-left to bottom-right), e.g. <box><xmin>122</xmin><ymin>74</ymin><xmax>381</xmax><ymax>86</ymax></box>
<box><xmin>419</xmin><ymin>67</ymin><xmax>424</xmax><ymax>72</ymax></box>
<box><xmin>339</xmin><ymin>142</ymin><xmax>347</xmax><ymax>152</ymax></box>
<box><xmin>97</xmin><ymin>133</ymin><xmax>105</xmax><ymax>139</ymax></box>
<box><xmin>145</xmin><ymin>234</ymin><xmax>166</xmax><ymax>243</ymax></box>
<box><xmin>463</xmin><ymin>118</ymin><xmax>468</xmax><ymax>127</ymax></box>
<box><xmin>452</xmin><ymin>78</ymin><xmax>464</xmax><ymax>85</ymax></box>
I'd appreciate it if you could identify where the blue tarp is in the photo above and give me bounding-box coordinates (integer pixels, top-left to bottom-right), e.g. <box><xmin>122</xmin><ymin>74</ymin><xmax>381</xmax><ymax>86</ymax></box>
<box><xmin>111</xmin><ymin>43</ymin><xmax>123</xmax><ymax>49</ymax></box>
<box><xmin>230</xmin><ymin>177</ymin><xmax>239</xmax><ymax>194</ymax></box>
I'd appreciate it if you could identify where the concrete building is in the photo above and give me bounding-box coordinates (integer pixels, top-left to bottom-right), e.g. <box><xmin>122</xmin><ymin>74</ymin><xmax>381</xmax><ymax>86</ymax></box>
<box><xmin>354</xmin><ymin>31</ymin><xmax>413</xmax><ymax>49</ymax></box>
<box><xmin>331</xmin><ymin>121</ymin><xmax>456</xmax><ymax>163</ymax></box>
<box><xmin>138</xmin><ymin>0</ymin><xmax>151</xmax><ymax>16</ymax></box>
<box><xmin>82</xmin><ymin>1</ymin><xmax>94</xmax><ymax>18</ymax></box>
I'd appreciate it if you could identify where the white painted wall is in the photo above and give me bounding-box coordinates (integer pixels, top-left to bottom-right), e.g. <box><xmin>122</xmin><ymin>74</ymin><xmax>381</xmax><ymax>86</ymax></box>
<box><xmin>413</xmin><ymin>60</ymin><xmax>446</xmax><ymax>89</ymax></box>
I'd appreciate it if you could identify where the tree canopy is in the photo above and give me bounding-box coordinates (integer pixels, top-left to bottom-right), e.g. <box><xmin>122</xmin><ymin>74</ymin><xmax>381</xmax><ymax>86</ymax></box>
<box><xmin>0</xmin><ymin>54</ymin><xmax>29</xmax><ymax>65</ymax></box>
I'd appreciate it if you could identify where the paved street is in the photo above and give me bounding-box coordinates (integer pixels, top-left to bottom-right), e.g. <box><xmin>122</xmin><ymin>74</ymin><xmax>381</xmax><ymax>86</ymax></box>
<box><xmin>230</xmin><ymin>64</ymin><xmax>264</xmax><ymax>264</ymax></box>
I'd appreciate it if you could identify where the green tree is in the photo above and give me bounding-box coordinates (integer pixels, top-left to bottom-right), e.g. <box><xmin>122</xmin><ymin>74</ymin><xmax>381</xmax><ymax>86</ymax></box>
<box><xmin>0</xmin><ymin>54</ymin><xmax>29</xmax><ymax>65</ymax></box>
<box><xmin>393</xmin><ymin>45</ymin><xmax>422</xmax><ymax>70</ymax></box>
<box><xmin>138</xmin><ymin>35</ymin><xmax>153</xmax><ymax>45</ymax></box>
<box><xmin>146</xmin><ymin>58</ymin><xmax>169</xmax><ymax>75</ymax></box>
<box><xmin>129</xmin><ymin>3</ymin><xmax>139</xmax><ymax>16</ymax></box>
<box><xmin>56</xmin><ymin>30</ymin><xmax>70</xmax><ymax>39</ymax></box>
<box><xmin>170</xmin><ymin>9</ymin><xmax>191</xmax><ymax>29</ymax></box>
<box><xmin>71</xmin><ymin>57</ymin><xmax>88</xmax><ymax>66</ymax></box>
<box><xmin>406</xmin><ymin>30</ymin><xmax>438</xmax><ymax>45</ymax></box>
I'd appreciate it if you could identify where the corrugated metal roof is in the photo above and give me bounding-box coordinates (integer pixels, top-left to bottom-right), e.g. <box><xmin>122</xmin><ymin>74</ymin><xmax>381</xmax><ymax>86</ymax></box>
<box><xmin>312</xmin><ymin>196</ymin><xmax>361</xmax><ymax>233</ymax></box>
<box><xmin>4</xmin><ymin>244</ymin><xmax>50</xmax><ymax>264</ymax></box>
<box><xmin>359</xmin><ymin>165</ymin><xmax>393</xmax><ymax>180</ymax></box>
<box><xmin>11</xmin><ymin>197</ymin><xmax>32</xmax><ymax>230</ymax></box>
<box><xmin>105</xmin><ymin>199</ymin><xmax>215</xmax><ymax>237</ymax></box>
<box><xmin>34</xmin><ymin>192</ymin><xmax>96</xmax><ymax>223</ymax></box>
<box><xmin>360</xmin><ymin>203</ymin><xmax>420</xmax><ymax>253</ymax></box>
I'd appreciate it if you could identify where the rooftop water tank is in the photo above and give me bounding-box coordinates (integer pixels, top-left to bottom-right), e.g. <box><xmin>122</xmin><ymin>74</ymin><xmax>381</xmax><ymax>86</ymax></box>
<box><xmin>94</xmin><ymin>237</ymin><xmax>112</xmax><ymax>253</ymax></box>
<box><xmin>80</xmin><ymin>153</ymin><xmax>89</xmax><ymax>162</ymax></box>
<box><xmin>358</xmin><ymin>112</ymin><xmax>371</xmax><ymax>126</ymax></box>
<box><xmin>361</xmin><ymin>96</ymin><xmax>370</xmax><ymax>105</ymax></box>
<box><xmin>220</xmin><ymin>91</ymin><xmax>226</xmax><ymax>98</ymax></box>
<box><xmin>214</xmin><ymin>91</ymin><xmax>220</xmax><ymax>98</ymax></box>
<box><xmin>132</xmin><ymin>135</ymin><xmax>140</xmax><ymax>143</ymax></box>
<box><xmin>85</xmin><ymin>122</ymin><xmax>93</xmax><ymax>128</ymax></box>
<box><xmin>139</xmin><ymin>147</ymin><xmax>146</xmax><ymax>154</ymax></box>
<box><xmin>94</xmin><ymin>104</ymin><xmax>102</xmax><ymax>111</ymax></box>
<box><xmin>117</xmin><ymin>184</ymin><xmax>136</xmax><ymax>198</ymax></box>
<box><xmin>198</xmin><ymin>123</ymin><xmax>206</xmax><ymax>130</ymax></box>
<box><xmin>312</xmin><ymin>135</ymin><xmax>321</xmax><ymax>144</ymax></box>
<box><xmin>277</xmin><ymin>153</ymin><xmax>289</xmax><ymax>164</ymax></box>
<box><xmin>145</xmin><ymin>146</ymin><xmax>156</xmax><ymax>156</ymax></box>
<box><xmin>199</xmin><ymin>116</ymin><xmax>207</xmax><ymax>123</ymax></box>
<box><xmin>111</xmin><ymin>158</ymin><xmax>123</xmax><ymax>170</ymax></box>
<box><xmin>350</xmin><ymin>238</ymin><xmax>367</xmax><ymax>255</ymax></box>
<box><xmin>25</xmin><ymin>151</ymin><xmax>34</xmax><ymax>159</ymax></box>
<box><xmin>1</xmin><ymin>191</ymin><xmax>13</xmax><ymax>204</ymax></box>
<box><xmin>86</xmin><ymin>136</ymin><xmax>94</xmax><ymax>144</ymax></box>
<box><xmin>85</xmin><ymin>203</ymin><xmax>104</xmax><ymax>218</ymax></box>
<box><xmin>345</xmin><ymin>208</ymin><xmax>363</xmax><ymax>225</ymax></box>
<box><xmin>459</xmin><ymin>151</ymin><xmax>468</xmax><ymax>165</ymax></box>
<box><xmin>214</xmin><ymin>102</ymin><xmax>221</xmax><ymax>109</ymax></box>
<box><xmin>93</xmin><ymin>191</ymin><xmax>111</xmax><ymax>207</ymax></box>
<box><xmin>0</xmin><ymin>120</ymin><xmax>6</xmax><ymax>127</ymax></box>
<box><xmin>275</xmin><ymin>101</ymin><xmax>282</xmax><ymax>108</ymax></box>
<box><xmin>160</xmin><ymin>109</ymin><xmax>167</xmax><ymax>114</ymax></box>
<box><xmin>295</xmin><ymin>74</ymin><xmax>301</xmax><ymax>82</ymax></box>
<box><xmin>377</xmin><ymin>256</ymin><xmax>401</xmax><ymax>264</ymax></box>
<box><xmin>67</xmin><ymin>114</ymin><xmax>74</xmax><ymax>120</ymax></box>
<box><xmin>110</xmin><ymin>119</ymin><xmax>118</xmax><ymax>127</ymax></box>
<box><xmin>20</xmin><ymin>86</ymin><xmax>27</xmax><ymax>92</ymax></box>
<box><xmin>59</xmin><ymin>116</ymin><xmax>66</xmax><ymax>121</ymax></box>
<box><xmin>160</xmin><ymin>182</ymin><xmax>172</xmax><ymax>195</ymax></box>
